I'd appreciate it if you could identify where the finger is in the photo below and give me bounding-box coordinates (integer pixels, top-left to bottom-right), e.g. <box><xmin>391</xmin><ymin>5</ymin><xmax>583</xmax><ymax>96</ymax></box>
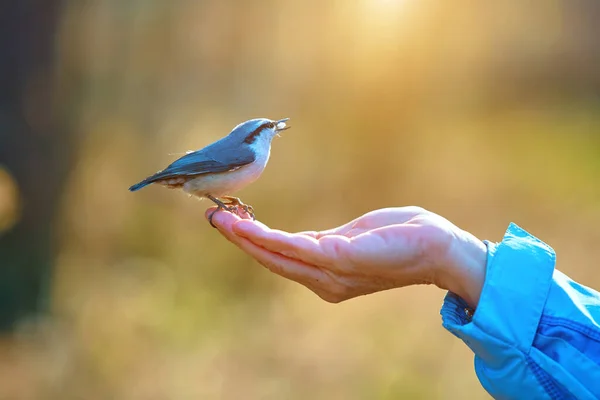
<box><xmin>295</xmin><ymin>230</ymin><xmax>320</xmax><ymax>238</ymax></box>
<box><xmin>233</xmin><ymin>219</ymin><xmax>338</xmax><ymax>267</ymax></box>
<box><xmin>344</xmin><ymin>208</ymin><xmax>423</xmax><ymax>231</ymax></box>
<box><xmin>295</xmin><ymin>219</ymin><xmax>362</xmax><ymax>238</ymax></box>
<box><xmin>212</xmin><ymin>217</ymin><xmax>329</xmax><ymax>287</ymax></box>
<box><xmin>204</xmin><ymin>206</ymin><xmax>256</xmax><ymax>226</ymax></box>
<box><xmin>296</xmin><ymin>226</ymin><xmax>351</xmax><ymax>239</ymax></box>
<box><xmin>204</xmin><ymin>206</ymin><xmax>242</xmax><ymax>228</ymax></box>
<box><xmin>294</xmin><ymin>208</ymin><xmax>418</xmax><ymax>239</ymax></box>
<box><xmin>237</xmin><ymin>238</ymin><xmax>329</xmax><ymax>288</ymax></box>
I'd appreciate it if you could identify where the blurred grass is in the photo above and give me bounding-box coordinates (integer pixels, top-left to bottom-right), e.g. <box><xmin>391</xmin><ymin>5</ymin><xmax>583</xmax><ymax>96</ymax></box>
<box><xmin>1</xmin><ymin>0</ymin><xmax>600</xmax><ymax>399</ymax></box>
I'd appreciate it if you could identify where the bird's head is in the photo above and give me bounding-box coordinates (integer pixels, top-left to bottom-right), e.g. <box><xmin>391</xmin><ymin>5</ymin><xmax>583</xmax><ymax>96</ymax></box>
<box><xmin>229</xmin><ymin>118</ymin><xmax>290</xmax><ymax>146</ymax></box>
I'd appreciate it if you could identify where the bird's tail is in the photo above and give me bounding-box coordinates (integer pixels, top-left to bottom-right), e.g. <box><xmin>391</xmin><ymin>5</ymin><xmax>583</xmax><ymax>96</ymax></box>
<box><xmin>129</xmin><ymin>179</ymin><xmax>151</xmax><ymax>191</ymax></box>
<box><xmin>129</xmin><ymin>166</ymin><xmax>184</xmax><ymax>192</ymax></box>
<box><xmin>129</xmin><ymin>173</ymin><xmax>164</xmax><ymax>191</ymax></box>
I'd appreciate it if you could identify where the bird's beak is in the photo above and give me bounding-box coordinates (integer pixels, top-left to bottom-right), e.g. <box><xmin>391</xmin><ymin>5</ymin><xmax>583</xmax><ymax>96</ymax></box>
<box><xmin>275</xmin><ymin>118</ymin><xmax>291</xmax><ymax>133</ymax></box>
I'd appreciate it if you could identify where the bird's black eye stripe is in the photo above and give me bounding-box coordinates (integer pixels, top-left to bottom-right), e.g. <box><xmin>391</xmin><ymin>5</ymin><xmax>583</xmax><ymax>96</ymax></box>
<box><xmin>243</xmin><ymin>122</ymin><xmax>273</xmax><ymax>144</ymax></box>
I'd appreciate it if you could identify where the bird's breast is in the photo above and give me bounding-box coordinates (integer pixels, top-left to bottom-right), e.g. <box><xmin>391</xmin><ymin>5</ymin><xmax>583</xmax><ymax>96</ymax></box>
<box><xmin>183</xmin><ymin>150</ymin><xmax>270</xmax><ymax>198</ymax></box>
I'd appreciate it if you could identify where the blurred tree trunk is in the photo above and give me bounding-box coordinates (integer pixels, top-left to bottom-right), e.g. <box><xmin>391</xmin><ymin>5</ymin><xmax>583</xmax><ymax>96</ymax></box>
<box><xmin>0</xmin><ymin>0</ymin><xmax>71</xmax><ymax>331</ymax></box>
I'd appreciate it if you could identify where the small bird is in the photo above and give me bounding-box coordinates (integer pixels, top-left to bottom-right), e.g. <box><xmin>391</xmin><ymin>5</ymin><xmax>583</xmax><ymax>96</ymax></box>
<box><xmin>129</xmin><ymin>118</ymin><xmax>290</xmax><ymax>227</ymax></box>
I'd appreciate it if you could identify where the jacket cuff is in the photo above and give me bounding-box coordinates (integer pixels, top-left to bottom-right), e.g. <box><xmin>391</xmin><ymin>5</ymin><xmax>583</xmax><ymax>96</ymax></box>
<box><xmin>440</xmin><ymin>223</ymin><xmax>556</xmax><ymax>362</ymax></box>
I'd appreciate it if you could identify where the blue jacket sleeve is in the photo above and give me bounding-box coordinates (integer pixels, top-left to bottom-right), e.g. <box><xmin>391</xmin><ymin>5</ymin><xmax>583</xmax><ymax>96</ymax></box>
<box><xmin>441</xmin><ymin>223</ymin><xmax>600</xmax><ymax>400</ymax></box>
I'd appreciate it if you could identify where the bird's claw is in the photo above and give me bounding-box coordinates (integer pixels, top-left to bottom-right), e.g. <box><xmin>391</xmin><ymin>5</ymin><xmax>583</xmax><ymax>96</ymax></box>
<box><xmin>240</xmin><ymin>204</ymin><xmax>256</xmax><ymax>220</ymax></box>
<box><xmin>207</xmin><ymin>195</ymin><xmax>256</xmax><ymax>228</ymax></box>
<box><xmin>222</xmin><ymin>196</ymin><xmax>256</xmax><ymax>220</ymax></box>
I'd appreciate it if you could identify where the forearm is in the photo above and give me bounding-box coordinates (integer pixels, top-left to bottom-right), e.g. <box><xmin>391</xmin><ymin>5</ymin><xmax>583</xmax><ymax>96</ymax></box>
<box><xmin>435</xmin><ymin>227</ymin><xmax>487</xmax><ymax>309</ymax></box>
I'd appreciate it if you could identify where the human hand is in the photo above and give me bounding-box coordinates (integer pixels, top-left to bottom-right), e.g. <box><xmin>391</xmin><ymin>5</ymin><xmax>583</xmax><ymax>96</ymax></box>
<box><xmin>206</xmin><ymin>206</ymin><xmax>487</xmax><ymax>308</ymax></box>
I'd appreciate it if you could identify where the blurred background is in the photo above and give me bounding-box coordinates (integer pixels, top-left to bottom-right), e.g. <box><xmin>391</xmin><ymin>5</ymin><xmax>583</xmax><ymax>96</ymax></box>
<box><xmin>1</xmin><ymin>0</ymin><xmax>599</xmax><ymax>398</ymax></box>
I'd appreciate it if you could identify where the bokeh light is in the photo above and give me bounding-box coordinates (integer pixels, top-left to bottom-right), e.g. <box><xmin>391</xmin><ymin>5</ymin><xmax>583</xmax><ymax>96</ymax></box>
<box><xmin>0</xmin><ymin>168</ymin><xmax>21</xmax><ymax>234</ymax></box>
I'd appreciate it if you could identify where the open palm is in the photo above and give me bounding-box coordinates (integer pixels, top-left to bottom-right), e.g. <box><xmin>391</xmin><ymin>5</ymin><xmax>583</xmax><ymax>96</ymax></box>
<box><xmin>207</xmin><ymin>206</ymin><xmax>486</xmax><ymax>306</ymax></box>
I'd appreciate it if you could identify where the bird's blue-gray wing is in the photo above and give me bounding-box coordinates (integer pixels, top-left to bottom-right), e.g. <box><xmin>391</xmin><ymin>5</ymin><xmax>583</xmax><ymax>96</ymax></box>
<box><xmin>162</xmin><ymin>146</ymin><xmax>256</xmax><ymax>175</ymax></box>
<box><xmin>129</xmin><ymin>144</ymin><xmax>255</xmax><ymax>191</ymax></box>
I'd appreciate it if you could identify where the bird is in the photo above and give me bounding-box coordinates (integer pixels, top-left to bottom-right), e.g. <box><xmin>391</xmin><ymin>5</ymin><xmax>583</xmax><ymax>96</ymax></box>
<box><xmin>129</xmin><ymin>117</ymin><xmax>290</xmax><ymax>227</ymax></box>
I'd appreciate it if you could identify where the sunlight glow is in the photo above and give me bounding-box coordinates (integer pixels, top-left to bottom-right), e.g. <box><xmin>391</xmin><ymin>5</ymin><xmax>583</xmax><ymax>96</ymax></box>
<box><xmin>365</xmin><ymin>0</ymin><xmax>410</xmax><ymax>14</ymax></box>
<box><xmin>359</xmin><ymin>0</ymin><xmax>416</xmax><ymax>32</ymax></box>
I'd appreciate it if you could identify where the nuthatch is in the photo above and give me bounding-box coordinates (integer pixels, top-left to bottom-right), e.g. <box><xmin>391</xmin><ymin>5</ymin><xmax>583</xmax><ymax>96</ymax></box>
<box><xmin>129</xmin><ymin>118</ymin><xmax>290</xmax><ymax>227</ymax></box>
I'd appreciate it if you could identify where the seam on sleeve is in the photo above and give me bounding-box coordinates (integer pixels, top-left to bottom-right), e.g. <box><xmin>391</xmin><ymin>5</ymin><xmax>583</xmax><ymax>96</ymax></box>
<box><xmin>526</xmin><ymin>355</ymin><xmax>578</xmax><ymax>400</ymax></box>
<box><xmin>540</xmin><ymin>316</ymin><xmax>600</xmax><ymax>342</ymax></box>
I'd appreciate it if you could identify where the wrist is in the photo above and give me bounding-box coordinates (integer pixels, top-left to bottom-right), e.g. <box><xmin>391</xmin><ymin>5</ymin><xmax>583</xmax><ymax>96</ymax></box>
<box><xmin>436</xmin><ymin>229</ymin><xmax>487</xmax><ymax>309</ymax></box>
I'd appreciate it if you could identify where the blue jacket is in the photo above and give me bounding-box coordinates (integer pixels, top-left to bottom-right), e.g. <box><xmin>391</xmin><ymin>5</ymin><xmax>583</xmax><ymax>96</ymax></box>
<box><xmin>441</xmin><ymin>223</ymin><xmax>600</xmax><ymax>399</ymax></box>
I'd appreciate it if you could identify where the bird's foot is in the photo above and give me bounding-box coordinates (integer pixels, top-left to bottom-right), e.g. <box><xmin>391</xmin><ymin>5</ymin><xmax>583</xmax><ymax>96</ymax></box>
<box><xmin>221</xmin><ymin>196</ymin><xmax>256</xmax><ymax>220</ymax></box>
<box><xmin>206</xmin><ymin>195</ymin><xmax>241</xmax><ymax>228</ymax></box>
